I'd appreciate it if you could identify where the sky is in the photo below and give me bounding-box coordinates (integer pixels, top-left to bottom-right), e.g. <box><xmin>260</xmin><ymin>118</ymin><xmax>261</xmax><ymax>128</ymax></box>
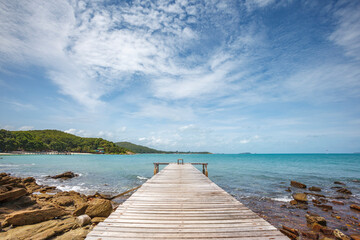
<box><xmin>1</xmin><ymin>0</ymin><xmax>360</xmax><ymax>153</ymax></box>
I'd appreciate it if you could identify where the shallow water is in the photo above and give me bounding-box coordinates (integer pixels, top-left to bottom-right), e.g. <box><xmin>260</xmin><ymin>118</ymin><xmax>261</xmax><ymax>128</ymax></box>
<box><xmin>0</xmin><ymin>154</ymin><xmax>359</xmax><ymax>200</ymax></box>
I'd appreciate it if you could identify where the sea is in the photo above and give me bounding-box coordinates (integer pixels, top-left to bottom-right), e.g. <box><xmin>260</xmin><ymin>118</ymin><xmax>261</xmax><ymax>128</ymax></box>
<box><xmin>1</xmin><ymin>153</ymin><xmax>359</xmax><ymax>202</ymax></box>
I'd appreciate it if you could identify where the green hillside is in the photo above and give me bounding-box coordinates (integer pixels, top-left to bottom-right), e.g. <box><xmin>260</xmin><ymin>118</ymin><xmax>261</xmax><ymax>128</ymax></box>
<box><xmin>0</xmin><ymin>129</ymin><xmax>131</xmax><ymax>154</ymax></box>
<box><xmin>115</xmin><ymin>142</ymin><xmax>165</xmax><ymax>153</ymax></box>
<box><xmin>115</xmin><ymin>141</ymin><xmax>211</xmax><ymax>154</ymax></box>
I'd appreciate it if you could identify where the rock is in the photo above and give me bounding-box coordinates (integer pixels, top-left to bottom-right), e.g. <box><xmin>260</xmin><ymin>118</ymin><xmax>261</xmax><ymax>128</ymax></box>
<box><xmin>280</xmin><ymin>229</ymin><xmax>297</xmax><ymax>239</ymax></box>
<box><xmin>75</xmin><ymin>214</ymin><xmax>91</xmax><ymax>227</ymax></box>
<box><xmin>39</xmin><ymin>186</ymin><xmax>57</xmax><ymax>193</ymax></box>
<box><xmin>0</xmin><ymin>185</ymin><xmax>9</xmax><ymax>193</ymax></box>
<box><xmin>54</xmin><ymin>227</ymin><xmax>91</xmax><ymax>240</ymax></box>
<box><xmin>293</xmin><ymin>193</ymin><xmax>308</xmax><ymax>202</ymax></box>
<box><xmin>290</xmin><ymin>200</ymin><xmax>298</xmax><ymax>205</ymax></box>
<box><xmin>306</xmin><ymin>214</ymin><xmax>327</xmax><ymax>226</ymax></box>
<box><xmin>309</xmin><ymin>186</ymin><xmax>321</xmax><ymax>192</ymax></box>
<box><xmin>22</xmin><ymin>177</ymin><xmax>36</xmax><ymax>183</ymax></box>
<box><xmin>306</xmin><ymin>192</ymin><xmax>326</xmax><ymax>198</ymax></box>
<box><xmin>2</xmin><ymin>207</ymin><xmax>68</xmax><ymax>227</ymax></box>
<box><xmin>85</xmin><ymin>198</ymin><xmax>113</xmax><ymax>217</ymax></box>
<box><xmin>333</xmin><ymin>229</ymin><xmax>350</xmax><ymax>240</ymax></box>
<box><xmin>300</xmin><ymin>231</ymin><xmax>318</xmax><ymax>240</ymax></box>
<box><xmin>334</xmin><ymin>181</ymin><xmax>346</xmax><ymax>185</ymax></box>
<box><xmin>350</xmin><ymin>204</ymin><xmax>360</xmax><ymax>211</ymax></box>
<box><xmin>52</xmin><ymin>196</ymin><xmax>75</xmax><ymax>207</ymax></box>
<box><xmin>0</xmin><ymin>217</ymin><xmax>77</xmax><ymax>240</ymax></box>
<box><xmin>73</xmin><ymin>203</ymin><xmax>88</xmax><ymax>216</ymax></box>
<box><xmin>282</xmin><ymin>225</ymin><xmax>299</xmax><ymax>236</ymax></box>
<box><xmin>314</xmin><ymin>204</ymin><xmax>333</xmax><ymax>211</ymax></box>
<box><xmin>91</xmin><ymin>217</ymin><xmax>106</xmax><ymax>224</ymax></box>
<box><xmin>331</xmin><ymin>200</ymin><xmax>345</xmax><ymax>205</ymax></box>
<box><xmin>291</xmin><ymin>181</ymin><xmax>307</xmax><ymax>188</ymax></box>
<box><xmin>336</xmin><ymin>188</ymin><xmax>352</xmax><ymax>195</ymax></box>
<box><xmin>50</xmin><ymin>171</ymin><xmax>79</xmax><ymax>180</ymax></box>
<box><xmin>350</xmin><ymin>235</ymin><xmax>360</xmax><ymax>240</ymax></box>
<box><xmin>285</xmin><ymin>187</ymin><xmax>292</xmax><ymax>192</ymax></box>
<box><xmin>0</xmin><ymin>188</ymin><xmax>27</xmax><ymax>202</ymax></box>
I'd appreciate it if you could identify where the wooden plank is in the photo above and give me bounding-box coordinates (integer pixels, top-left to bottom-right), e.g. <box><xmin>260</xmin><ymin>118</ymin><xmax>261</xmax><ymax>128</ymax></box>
<box><xmin>86</xmin><ymin>163</ymin><xmax>287</xmax><ymax>240</ymax></box>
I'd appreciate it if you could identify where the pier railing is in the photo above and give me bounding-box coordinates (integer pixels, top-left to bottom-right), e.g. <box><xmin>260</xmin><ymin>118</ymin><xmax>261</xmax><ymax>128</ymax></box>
<box><xmin>153</xmin><ymin>159</ymin><xmax>208</xmax><ymax>177</ymax></box>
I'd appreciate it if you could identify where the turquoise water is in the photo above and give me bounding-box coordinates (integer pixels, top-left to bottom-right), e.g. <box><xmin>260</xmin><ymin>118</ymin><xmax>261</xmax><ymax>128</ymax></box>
<box><xmin>0</xmin><ymin>154</ymin><xmax>359</xmax><ymax>202</ymax></box>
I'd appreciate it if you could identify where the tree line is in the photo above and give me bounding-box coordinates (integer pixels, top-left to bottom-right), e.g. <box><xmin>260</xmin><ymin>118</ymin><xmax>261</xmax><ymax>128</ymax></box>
<box><xmin>0</xmin><ymin>129</ymin><xmax>130</xmax><ymax>154</ymax></box>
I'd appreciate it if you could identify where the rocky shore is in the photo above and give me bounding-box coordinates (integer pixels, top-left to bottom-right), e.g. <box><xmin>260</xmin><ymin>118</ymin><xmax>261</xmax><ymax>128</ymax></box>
<box><xmin>0</xmin><ymin>172</ymin><xmax>123</xmax><ymax>240</ymax></box>
<box><xmin>242</xmin><ymin>180</ymin><xmax>360</xmax><ymax>240</ymax></box>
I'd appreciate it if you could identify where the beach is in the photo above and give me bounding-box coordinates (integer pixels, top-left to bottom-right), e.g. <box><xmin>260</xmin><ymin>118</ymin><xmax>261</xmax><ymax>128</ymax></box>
<box><xmin>0</xmin><ymin>154</ymin><xmax>359</xmax><ymax>239</ymax></box>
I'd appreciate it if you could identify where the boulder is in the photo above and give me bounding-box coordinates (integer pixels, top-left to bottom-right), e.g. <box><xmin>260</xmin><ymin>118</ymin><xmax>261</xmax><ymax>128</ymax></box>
<box><xmin>50</xmin><ymin>171</ymin><xmax>79</xmax><ymax>180</ymax></box>
<box><xmin>336</xmin><ymin>188</ymin><xmax>352</xmax><ymax>194</ymax></box>
<box><xmin>2</xmin><ymin>207</ymin><xmax>68</xmax><ymax>227</ymax></box>
<box><xmin>280</xmin><ymin>229</ymin><xmax>297</xmax><ymax>240</ymax></box>
<box><xmin>75</xmin><ymin>214</ymin><xmax>91</xmax><ymax>227</ymax></box>
<box><xmin>333</xmin><ymin>229</ymin><xmax>350</xmax><ymax>240</ymax></box>
<box><xmin>300</xmin><ymin>231</ymin><xmax>319</xmax><ymax>240</ymax></box>
<box><xmin>331</xmin><ymin>200</ymin><xmax>345</xmax><ymax>205</ymax></box>
<box><xmin>85</xmin><ymin>198</ymin><xmax>113</xmax><ymax>218</ymax></box>
<box><xmin>291</xmin><ymin>181</ymin><xmax>307</xmax><ymax>189</ymax></box>
<box><xmin>52</xmin><ymin>196</ymin><xmax>75</xmax><ymax>207</ymax></box>
<box><xmin>309</xmin><ymin>186</ymin><xmax>321</xmax><ymax>192</ymax></box>
<box><xmin>292</xmin><ymin>193</ymin><xmax>307</xmax><ymax>202</ymax></box>
<box><xmin>73</xmin><ymin>203</ymin><xmax>88</xmax><ymax>216</ymax></box>
<box><xmin>334</xmin><ymin>181</ymin><xmax>345</xmax><ymax>185</ymax></box>
<box><xmin>0</xmin><ymin>188</ymin><xmax>27</xmax><ymax>202</ymax></box>
<box><xmin>0</xmin><ymin>185</ymin><xmax>8</xmax><ymax>193</ymax></box>
<box><xmin>22</xmin><ymin>177</ymin><xmax>36</xmax><ymax>183</ymax></box>
<box><xmin>350</xmin><ymin>204</ymin><xmax>360</xmax><ymax>211</ymax></box>
<box><xmin>305</xmin><ymin>214</ymin><xmax>327</xmax><ymax>226</ymax></box>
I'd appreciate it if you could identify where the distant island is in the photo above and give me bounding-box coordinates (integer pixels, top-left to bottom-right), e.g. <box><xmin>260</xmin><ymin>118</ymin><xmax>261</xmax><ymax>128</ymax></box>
<box><xmin>0</xmin><ymin>129</ymin><xmax>211</xmax><ymax>155</ymax></box>
<box><xmin>115</xmin><ymin>141</ymin><xmax>211</xmax><ymax>154</ymax></box>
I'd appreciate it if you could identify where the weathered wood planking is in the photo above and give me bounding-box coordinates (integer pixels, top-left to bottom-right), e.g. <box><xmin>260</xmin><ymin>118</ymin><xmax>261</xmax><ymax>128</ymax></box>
<box><xmin>86</xmin><ymin>163</ymin><xmax>288</xmax><ymax>240</ymax></box>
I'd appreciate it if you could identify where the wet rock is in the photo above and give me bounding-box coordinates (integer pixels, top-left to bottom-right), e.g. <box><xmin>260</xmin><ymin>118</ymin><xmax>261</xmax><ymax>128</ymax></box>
<box><xmin>50</xmin><ymin>171</ymin><xmax>79</xmax><ymax>180</ymax></box>
<box><xmin>301</xmin><ymin>231</ymin><xmax>318</xmax><ymax>240</ymax></box>
<box><xmin>91</xmin><ymin>217</ymin><xmax>106</xmax><ymax>224</ymax></box>
<box><xmin>75</xmin><ymin>214</ymin><xmax>91</xmax><ymax>227</ymax></box>
<box><xmin>22</xmin><ymin>177</ymin><xmax>36</xmax><ymax>183</ymax></box>
<box><xmin>291</xmin><ymin>181</ymin><xmax>307</xmax><ymax>189</ymax></box>
<box><xmin>334</xmin><ymin>181</ymin><xmax>346</xmax><ymax>185</ymax></box>
<box><xmin>0</xmin><ymin>188</ymin><xmax>27</xmax><ymax>202</ymax></box>
<box><xmin>293</xmin><ymin>193</ymin><xmax>308</xmax><ymax>202</ymax></box>
<box><xmin>336</xmin><ymin>188</ymin><xmax>352</xmax><ymax>195</ymax></box>
<box><xmin>290</xmin><ymin>200</ymin><xmax>298</xmax><ymax>205</ymax></box>
<box><xmin>39</xmin><ymin>186</ymin><xmax>57</xmax><ymax>193</ymax></box>
<box><xmin>350</xmin><ymin>204</ymin><xmax>360</xmax><ymax>211</ymax></box>
<box><xmin>334</xmin><ymin>195</ymin><xmax>350</xmax><ymax>200</ymax></box>
<box><xmin>331</xmin><ymin>200</ymin><xmax>345</xmax><ymax>205</ymax></box>
<box><xmin>306</xmin><ymin>192</ymin><xmax>326</xmax><ymax>198</ymax></box>
<box><xmin>333</xmin><ymin>229</ymin><xmax>350</xmax><ymax>240</ymax></box>
<box><xmin>85</xmin><ymin>198</ymin><xmax>113</xmax><ymax>218</ymax></box>
<box><xmin>313</xmin><ymin>199</ymin><xmax>321</xmax><ymax>204</ymax></box>
<box><xmin>285</xmin><ymin>187</ymin><xmax>292</xmax><ymax>192</ymax></box>
<box><xmin>309</xmin><ymin>186</ymin><xmax>322</xmax><ymax>192</ymax></box>
<box><xmin>0</xmin><ymin>185</ymin><xmax>9</xmax><ymax>193</ymax></box>
<box><xmin>306</xmin><ymin>214</ymin><xmax>327</xmax><ymax>226</ymax></box>
<box><xmin>314</xmin><ymin>204</ymin><xmax>333</xmax><ymax>211</ymax></box>
<box><xmin>2</xmin><ymin>207</ymin><xmax>68</xmax><ymax>227</ymax></box>
<box><xmin>280</xmin><ymin>228</ymin><xmax>297</xmax><ymax>239</ymax></box>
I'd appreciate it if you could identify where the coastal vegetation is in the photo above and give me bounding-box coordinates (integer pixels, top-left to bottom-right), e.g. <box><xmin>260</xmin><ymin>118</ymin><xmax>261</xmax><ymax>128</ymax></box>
<box><xmin>115</xmin><ymin>141</ymin><xmax>211</xmax><ymax>154</ymax></box>
<box><xmin>0</xmin><ymin>129</ymin><xmax>130</xmax><ymax>154</ymax></box>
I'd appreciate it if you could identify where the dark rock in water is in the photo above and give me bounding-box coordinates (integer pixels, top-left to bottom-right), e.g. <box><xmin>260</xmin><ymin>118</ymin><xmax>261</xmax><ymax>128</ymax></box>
<box><xmin>305</xmin><ymin>192</ymin><xmax>326</xmax><ymax>198</ymax></box>
<box><xmin>291</xmin><ymin>181</ymin><xmax>307</xmax><ymax>189</ymax></box>
<box><xmin>309</xmin><ymin>186</ymin><xmax>321</xmax><ymax>192</ymax></box>
<box><xmin>334</xmin><ymin>181</ymin><xmax>346</xmax><ymax>185</ymax></box>
<box><xmin>352</xmin><ymin>179</ymin><xmax>360</xmax><ymax>183</ymax></box>
<box><xmin>305</xmin><ymin>214</ymin><xmax>327</xmax><ymax>226</ymax></box>
<box><xmin>314</xmin><ymin>203</ymin><xmax>333</xmax><ymax>210</ymax></box>
<box><xmin>336</xmin><ymin>188</ymin><xmax>352</xmax><ymax>195</ymax></box>
<box><xmin>285</xmin><ymin>187</ymin><xmax>292</xmax><ymax>192</ymax></box>
<box><xmin>22</xmin><ymin>177</ymin><xmax>36</xmax><ymax>183</ymax></box>
<box><xmin>331</xmin><ymin>186</ymin><xmax>342</xmax><ymax>189</ymax></box>
<box><xmin>350</xmin><ymin>204</ymin><xmax>360</xmax><ymax>211</ymax></box>
<box><xmin>290</xmin><ymin>200</ymin><xmax>298</xmax><ymax>205</ymax></box>
<box><xmin>50</xmin><ymin>171</ymin><xmax>79</xmax><ymax>180</ymax></box>
<box><xmin>281</xmin><ymin>225</ymin><xmax>299</xmax><ymax>239</ymax></box>
<box><xmin>331</xmin><ymin>200</ymin><xmax>345</xmax><ymax>205</ymax></box>
<box><xmin>292</xmin><ymin>193</ymin><xmax>308</xmax><ymax>202</ymax></box>
<box><xmin>301</xmin><ymin>231</ymin><xmax>319</xmax><ymax>240</ymax></box>
<box><xmin>334</xmin><ymin>195</ymin><xmax>350</xmax><ymax>199</ymax></box>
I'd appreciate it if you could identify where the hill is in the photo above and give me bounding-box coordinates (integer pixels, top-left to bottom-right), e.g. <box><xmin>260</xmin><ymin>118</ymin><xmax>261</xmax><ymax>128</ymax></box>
<box><xmin>0</xmin><ymin>129</ymin><xmax>131</xmax><ymax>154</ymax></box>
<box><xmin>115</xmin><ymin>141</ymin><xmax>211</xmax><ymax>154</ymax></box>
<box><xmin>115</xmin><ymin>142</ymin><xmax>165</xmax><ymax>153</ymax></box>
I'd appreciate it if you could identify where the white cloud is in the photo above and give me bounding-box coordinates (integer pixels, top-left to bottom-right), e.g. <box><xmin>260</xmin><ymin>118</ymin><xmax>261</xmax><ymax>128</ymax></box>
<box><xmin>329</xmin><ymin>2</ymin><xmax>360</xmax><ymax>60</ymax></box>
<box><xmin>18</xmin><ymin>126</ymin><xmax>34</xmax><ymax>131</ymax></box>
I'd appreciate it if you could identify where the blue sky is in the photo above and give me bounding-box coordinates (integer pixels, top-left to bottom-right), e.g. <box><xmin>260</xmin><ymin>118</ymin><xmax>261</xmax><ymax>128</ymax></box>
<box><xmin>1</xmin><ymin>0</ymin><xmax>360</xmax><ymax>153</ymax></box>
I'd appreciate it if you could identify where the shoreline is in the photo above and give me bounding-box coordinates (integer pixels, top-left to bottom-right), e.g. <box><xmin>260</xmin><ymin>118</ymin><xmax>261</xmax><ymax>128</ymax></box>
<box><xmin>1</xmin><ymin>172</ymin><xmax>359</xmax><ymax>239</ymax></box>
<box><xmin>0</xmin><ymin>171</ymin><xmax>131</xmax><ymax>240</ymax></box>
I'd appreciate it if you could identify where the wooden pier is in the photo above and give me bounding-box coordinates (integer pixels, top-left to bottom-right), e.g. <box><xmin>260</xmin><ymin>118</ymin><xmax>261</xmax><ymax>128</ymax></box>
<box><xmin>86</xmin><ymin>162</ymin><xmax>288</xmax><ymax>240</ymax></box>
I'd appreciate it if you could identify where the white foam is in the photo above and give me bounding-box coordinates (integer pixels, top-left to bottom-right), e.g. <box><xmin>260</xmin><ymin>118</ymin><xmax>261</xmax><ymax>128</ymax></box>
<box><xmin>272</xmin><ymin>196</ymin><xmax>292</xmax><ymax>202</ymax></box>
<box><xmin>137</xmin><ymin>176</ymin><xmax>148</xmax><ymax>180</ymax></box>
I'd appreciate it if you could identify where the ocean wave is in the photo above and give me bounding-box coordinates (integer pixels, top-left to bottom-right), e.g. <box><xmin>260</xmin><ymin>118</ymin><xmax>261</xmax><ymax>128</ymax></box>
<box><xmin>56</xmin><ymin>184</ymin><xmax>90</xmax><ymax>193</ymax></box>
<box><xmin>137</xmin><ymin>176</ymin><xmax>148</xmax><ymax>180</ymax></box>
<box><xmin>271</xmin><ymin>196</ymin><xmax>292</xmax><ymax>202</ymax></box>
